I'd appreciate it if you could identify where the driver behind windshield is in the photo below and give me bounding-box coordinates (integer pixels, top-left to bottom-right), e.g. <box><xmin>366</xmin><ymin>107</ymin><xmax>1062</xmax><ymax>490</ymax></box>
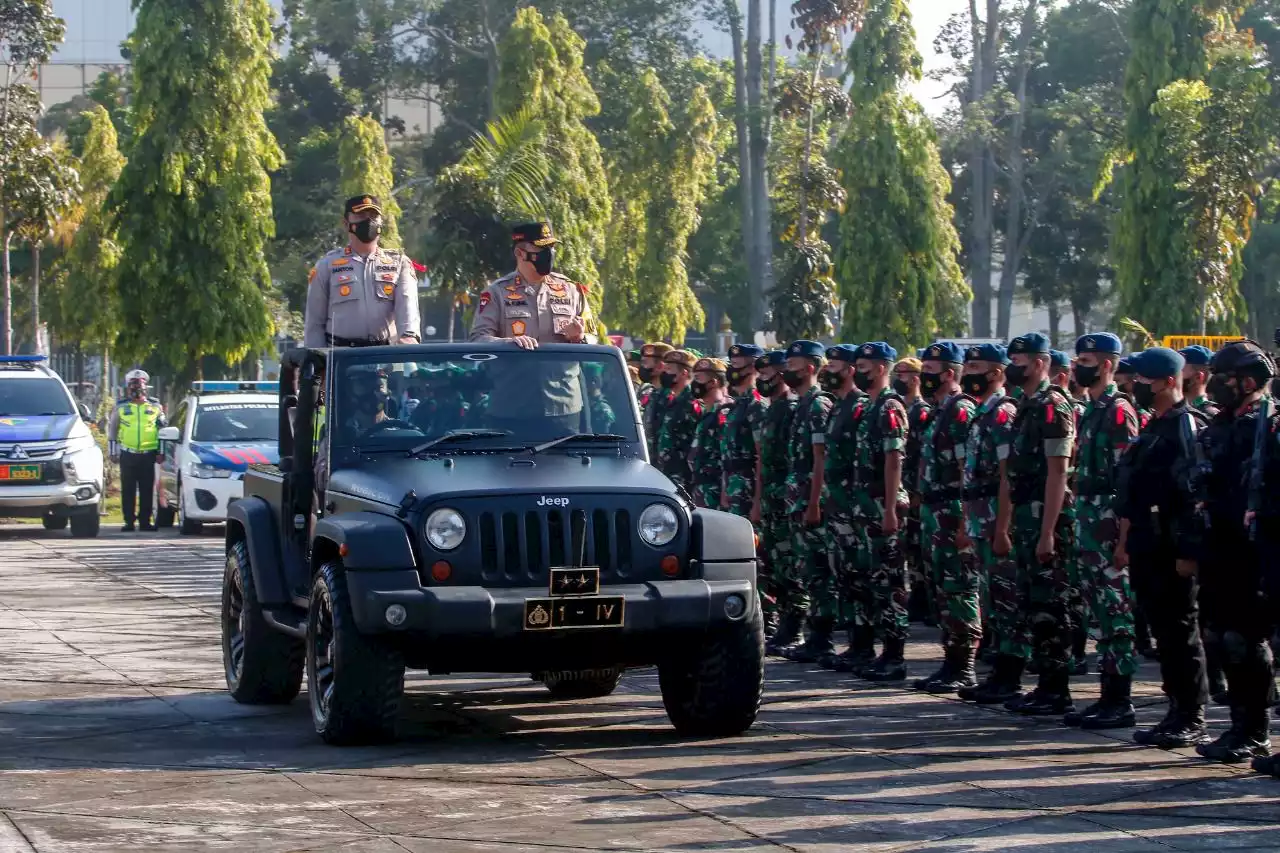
<box><xmin>408</xmin><ymin>367</ymin><xmax>470</xmax><ymax>434</ymax></box>
<box><xmin>315</xmin><ymin>365</ymin><xmax>390</xmax><ymax>496</ymax></box>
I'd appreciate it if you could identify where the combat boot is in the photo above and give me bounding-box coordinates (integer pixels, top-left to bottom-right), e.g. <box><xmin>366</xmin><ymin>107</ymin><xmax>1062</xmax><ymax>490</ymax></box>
<box><xmin>926</xmin><ymin>646</ymin><xmax>978</xmax><ymax>694</ymax></box>
<box><xmin>961</xmin><ymin>654</ymin><xmax>1025</xmax><ymax>704</ymax></box>
<box><xmin>762</xmin><ymin>609</ymin><xmax>780</xmax><ymax>641</ymax></box>
<box><xmin>834</xmin><ymin>624</ymin><xmax>877</xmax><ymax>673</ymax></box>
<box><xmin>1197</xmin><ymin>707</ymin><xmax>1273</xmax><ymax>764</ymax></box>
<box><xmin>863</xmin><ymin>637</ymin><xmax>908</xmax><ymax>683</ymax></box>
<box><xmin>1250</xmin><ymin>753</ymin><xmax>1280</xmax><ymax>777</ymax></box>
<box><xmin>1064</xmin><ymin>674</ymin><xmax>1109</xmax><ymax>727</ymax></box>
<box><xmin>1013</xmin><ymin>669</ymin><xmax>1075</xmax><ymax>716</ymax></box>
<box><xmin>783</xmin><ymin>617</ymin><xmax>835</xmax><ymax>663</ymax></box>
<box><xmin>1077</xmin><ymin>674</ymin><xmax>1137</xmax><ymax>730</ymax></box>
<box><xmin>911</xmin><ymin>652</ymin><xmax>953</xmax><ymax>691</ymax></box>
<box><xmin>1134</xmin><ymin>702</ymin><xmax>1209</xmax><ymax>748</ymax></box>
<box><xmin>765</xmin><ymin>612</ymin><xmax>803</xmax><ymax>656</ymax></box>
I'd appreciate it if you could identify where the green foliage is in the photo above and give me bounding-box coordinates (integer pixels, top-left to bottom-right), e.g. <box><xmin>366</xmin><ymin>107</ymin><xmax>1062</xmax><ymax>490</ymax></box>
<box><xmin>112</xmin><ymin>0</ymin><xmax>281</xmax><ymax>373</ymax></box>
<box><xmin>40</xmin><ymin>69</ymin><xmax>131</xmax><ymax>157</ymax></box>
<box><xmin>770</xmin><ymin>240</ymin><xmax>836</xmax><ymax>341</ymax></box>
<box><xmin>830</xmin><ymin>0</ymin><xmax>967</xmax><ymax>351</ymax></box>
<box><xmin>338</xmin><ymin>113</ymin><xmax>402</xmax><ymax>247</ymax></box>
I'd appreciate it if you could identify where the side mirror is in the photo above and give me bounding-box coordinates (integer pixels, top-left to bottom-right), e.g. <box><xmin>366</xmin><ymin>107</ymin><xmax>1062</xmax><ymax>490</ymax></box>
<box><xmin>77</xmin><ymin>403</ymin><xmax>93</xmax><ymax>421</ymax></box>
<box><xmin>157</xmin><ymin>426</ymin><xmax>181</xmax><ymax>442</ymax></box>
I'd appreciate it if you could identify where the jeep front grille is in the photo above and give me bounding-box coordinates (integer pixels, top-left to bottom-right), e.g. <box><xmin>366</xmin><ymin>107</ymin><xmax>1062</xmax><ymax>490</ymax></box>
<box><xmin>478</xmin><ymin>508</ymin><xmax>633</xmax><ymax>582</ymax></box>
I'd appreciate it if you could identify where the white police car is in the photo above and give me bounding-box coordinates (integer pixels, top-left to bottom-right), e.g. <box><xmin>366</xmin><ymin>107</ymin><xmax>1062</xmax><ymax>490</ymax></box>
<box><xmin>157</xmin><ymin>381</ymin><xmax>278</xmax><ymax>535</ymax></box>
<box><xmin>0</xmin><ymin>355</ymin><xmax>104</xmax><ymax>536</ymax></box>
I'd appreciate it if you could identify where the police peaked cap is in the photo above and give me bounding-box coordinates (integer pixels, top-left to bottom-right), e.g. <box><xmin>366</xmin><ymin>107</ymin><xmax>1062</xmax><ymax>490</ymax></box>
<box><xmin>1075</xmin><ymin>333</ymin><xmax>1122</xmax><ymax>356</ymax></box>
<box><xmin>964</xmin><ymin>343</ymin><xmax>1009</xmax><ymax>365</ymax></box>
<box><xmin>756</xmin><ymin>350</ymin><xmax>788</xmax><ymax>369</ymax></box>
<box><xmin>787</xmin><ymin>340</ymin><xmax>826</xmax><ymax>360</ymax></box>
<box><xmin>1210</xmin><ymin>339</ymin><xmax>1276</xmax><ymax>378</ymax></box>
<box><xmin>1132</xmin><ymin>347</ymin><xmax>1185</xmax><ymax>380</ymax></box>
<box><xmin>1050</xmin><ymin>350</ymin><xmax>1071</xmax><ymax>369</ymax></box>
<box><xmin>923</xmin><ymin>341</ymin><xmax>965</xmax><ymax>365</ymax></box>
<box><xmin>1179</xmin><ymin>345</ymin><xmax>1215</xmax><ymax>366</ymax></box>
<box><xmin>728</xmin><ymin>343</ymin><xmax>764</xmax><ymax>359</ymax></box>
<box><xmin>511</xmin><ymin>221</ymin><xmax>559</xmax><ymax>246</ymax></box>
<box><xmin>344</xmin><ymin>194</ymin><xmax>382</xmax><ymax>216</ymax></box>
<box><xmin>857</xmin><ymin>341</ymin><xmax>898</xmax><ymax>362</ymax></box>
<box><xmin>1008</xmin><ymin>332</ymin><xmax>1051</xmax><ymax>355</ymax></box>
<box><xmin>826</xmin><ymin>344</ymin><xmax>859</xmax><ymax>364</ymax></box>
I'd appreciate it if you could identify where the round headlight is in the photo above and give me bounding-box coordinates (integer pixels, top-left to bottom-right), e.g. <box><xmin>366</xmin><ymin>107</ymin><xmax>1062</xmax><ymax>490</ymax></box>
<box><xmin>638</xmin><ymin>503</ymin><xmax>678</xmax><ymax>547</ymax></box>
<box><xmin>424</xmin><ymin>508</ymin><xmax>466</xmax><ymax>551</ymax></box>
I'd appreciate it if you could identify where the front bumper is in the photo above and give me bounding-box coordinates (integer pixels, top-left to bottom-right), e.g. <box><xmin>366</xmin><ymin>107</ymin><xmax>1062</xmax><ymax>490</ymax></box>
<box><xmin>0</xmin><ymin>481</ymin><xmax>102</xmax><ymax>517</ymax></box>
<box><xmin>183</xmin><ymin>476</ymin><xmax>244</xmax><ymax>522</ymax></box>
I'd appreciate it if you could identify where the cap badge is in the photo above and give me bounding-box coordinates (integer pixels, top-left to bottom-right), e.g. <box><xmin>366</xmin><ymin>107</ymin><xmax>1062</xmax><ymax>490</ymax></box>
<box><xmin>1085</xmin><ymin>338</ymin><xmax>1094</xmax><ymax>348</ymax></box>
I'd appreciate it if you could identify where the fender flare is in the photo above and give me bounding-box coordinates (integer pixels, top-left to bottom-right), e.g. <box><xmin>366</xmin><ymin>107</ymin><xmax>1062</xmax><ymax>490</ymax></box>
<box><xmin>226</xmin><ymin>496</ymin><xmax>288</xmax><ymax>606</ymax></box>
<box><xmin>313</xmin><ymin>512</ymin><xmax>418</xmax><ymax>571</ymax></box>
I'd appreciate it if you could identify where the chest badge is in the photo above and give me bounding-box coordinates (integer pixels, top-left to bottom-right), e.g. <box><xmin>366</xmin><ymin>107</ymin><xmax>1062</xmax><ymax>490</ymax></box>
<box><xmin>512</xmin><ymin>319</ymin><xmax>527</xmax><ymax>336</ymax></box>
<box><xmin>338</xmin><ymin>284</ymin><xmax>351</xmax><ymax>296</ymax></box>
<box><xmin>382</xmin><ymin>283</ymin><xmax>394</xmax><ymax>296</ymax></box>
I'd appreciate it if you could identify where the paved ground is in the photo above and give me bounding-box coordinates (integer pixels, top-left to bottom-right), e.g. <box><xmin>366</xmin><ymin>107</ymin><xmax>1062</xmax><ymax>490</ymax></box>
<box><xmin>1</xmin><ymin>527</ymin><xmax>1278</xmax><ymax>853</ymax></box>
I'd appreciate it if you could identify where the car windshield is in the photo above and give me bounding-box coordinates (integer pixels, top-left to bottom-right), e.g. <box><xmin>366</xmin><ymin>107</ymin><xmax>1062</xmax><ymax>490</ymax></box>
<box><xmin>325</xmin><ymin>349</ymin><xmax>639</xmax><ymax>452</ymax></box>
<box><xmin>0</xmin><ymin>377</ymin><xmax>75</xmax><ymax>416</ymax></box>
<box><xmin>193</xmin><ymin>402</ymin><xmax>277</xmax><ymax>443</ymax></box>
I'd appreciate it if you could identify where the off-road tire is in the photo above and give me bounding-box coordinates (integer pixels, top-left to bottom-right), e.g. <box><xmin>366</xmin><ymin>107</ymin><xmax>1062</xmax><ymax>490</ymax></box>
<box><xmin>659</xmin><ymin>608</ymin><xmax>765</xmax><ymax>737</ymax></box>
<box><xmin>42</xmin><ymin>514</ymin><xmax>68</xmax><ymax>531</ymax></box>
<box><xmin>223</xmin><ymin>540</ymin><xmax>304</xmax><ymax>704</ymax></box>
<box><xmin>307</xmin><ymin>561</ymin><xmax>404</xmax><ymax>745</ymax></box>
<box><xmin>542</xmin><ymin>667</ymin><xmax>624</xmax><ymax>700</ymax></box>
<box><xmin>69</xmin><ymin>512</ymin><xmax>99</xmax><ymax>538</ymax></box>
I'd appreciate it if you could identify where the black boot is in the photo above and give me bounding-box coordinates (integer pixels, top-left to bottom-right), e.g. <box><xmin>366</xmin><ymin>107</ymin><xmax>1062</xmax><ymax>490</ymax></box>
<box><xmin>1014</xmin><ymin>669</ymin><xmax>1075</xmax><ymax>716</ymax></box>
<box><xmin>911</xmin><ymin>649</ymin><xmax>952</xmax><ymax>691</ymax></box>
<box><xmin>1251</xmin><ymin>753</ymin><xmax>1280</xmax><ymax>777</ymax></box>
<box><xmin>762</xmin><ymin>609</ymin><xmax>780</xmax><ymax>641</ymax></box>
<box><xmin>962</xmin><ymin>654</ymin><xmax>1025</xmax><ymax>704</ymax></box>
<box><xmin>1134</xmin><ymin>702</ymin><xmax>1208</xmax><ymax>748</ymax></box>
<box><xmin>783</xmin><ymin>617</ymin><xmax>836</xmax><ymax>663</ymax></box>
<box><xmin>834</xmin><ymin>624</ymin><xmax>877</xmax><ymax>673</ymax></box>
<box><xmin>1064</xmin><ymin>674</ymin><xmax>1109</xmax><ymax>727</ymax></box>
<box><xmin>766</xmin><ymin>611</ymin><xmax>803</xmax><ymax>656</ymax></box>
<box><xmin>1197</xmin><ymin>707</ymin><xmax>1273</xmax><ymax>764</ymax></box>
<box><xmin>926</xmin><ymin>645</ymin><xmax>979</xmax><ymax>694</ymax></box>
<box><xmin>1080</xmin><ymin>674</ymin><xmax>1137</xmax><ymax>730</ymax></box>
<box><xmin>863</xmin><ymin>636</ymin><xmax>908</xmax><ymax>682</ymax></box>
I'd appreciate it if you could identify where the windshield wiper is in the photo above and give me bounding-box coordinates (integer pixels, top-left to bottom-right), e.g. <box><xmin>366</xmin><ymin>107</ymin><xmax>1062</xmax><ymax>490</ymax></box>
<box><xmin>408</xmin><ymin>429</ymin><xmax>511</xmax><ymax>456</ymax></box>
<box><xmin>528</xmin><ymin>433</ymin><xmax>627</xmax><ymax>454</ymax></box>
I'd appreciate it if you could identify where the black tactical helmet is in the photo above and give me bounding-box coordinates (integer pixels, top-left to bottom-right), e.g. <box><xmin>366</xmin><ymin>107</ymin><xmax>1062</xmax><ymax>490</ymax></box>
<box><xmin>1209</xmin><ymin>339</ymin><xmax>1276</xmax><ymax>380</ymax></box>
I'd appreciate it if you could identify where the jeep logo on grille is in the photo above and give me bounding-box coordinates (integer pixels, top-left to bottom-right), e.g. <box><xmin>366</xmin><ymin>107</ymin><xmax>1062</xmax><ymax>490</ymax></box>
<box><xmin>536</xmin><ymin>496</ymin><xmax>569</xmax><ymax>507</ymax></box>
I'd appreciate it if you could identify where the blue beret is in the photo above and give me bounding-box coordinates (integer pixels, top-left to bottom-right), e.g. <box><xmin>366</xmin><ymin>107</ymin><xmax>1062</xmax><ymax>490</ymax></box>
<box><xmin>858</xmin><ymin>341</ymin><xmax>898</xmax><ymax>362</ymax></box>
<box><xmin>826</xmin><ymin>344</ymin><xmax>859</xmax><ymax>364</ymax></box>
<box><xmin>1116</xmin><ymin>356</ymin><xmax>1136</xmax><ymax>375</ymax></box>
<box><xmin>1008</xmin><ymin>332</ymin><xmax>1051</xmax><ymax>355</ymax></box>
<box><xmin>964</xmin><ymin>343</ymin><xmax>1010</xmax><ymax>365</ymax></box>
<box><xmin>1050</xmin><ymin>350</ymin><xmax>1070</xmax><ymax>369</ymax></box>
<box><xmin>1179</xmin><ymin>345</ymin><xmax>1214</xmax><ymax>366</ymax></box>
<box><xmin>916</xmin><ymin>348</ymin><xmax>928</xmax><ymax>359</ymax></box>
<box><xmin>1075</xmin><ymin>333</ymin><xmax>1122</xmax><ymax>356</ymax></box>
<box><xmin>756</xmin><ymin>350</ymin><xmax>787</xmax><ymax>369</ymax></box>
<box><xmin>923</xmin><ymin>341</ymin><xmax>965</xmax><ymax>364</ymax></box>
<box><xmin>729</xmin><ymin>343</ymin><xmax>764</xmax><ymax>359</ymax></box>
<box><xmin>1132</xmin><ymin>347</ymin><xmax>1185</xmax><ymax>379</ymax></box>
<box><xmin>786</xmin><ymin>339</ymin><xmax>826</xmax><ymax>360</ymax></box>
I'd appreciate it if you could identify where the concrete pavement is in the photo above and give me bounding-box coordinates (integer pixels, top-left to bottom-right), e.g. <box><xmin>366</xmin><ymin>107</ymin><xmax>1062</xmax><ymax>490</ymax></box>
<box><xmin>0</xmin><ymin>525</ymin><xmax>1277</xmax><ymax>852</ymax></box>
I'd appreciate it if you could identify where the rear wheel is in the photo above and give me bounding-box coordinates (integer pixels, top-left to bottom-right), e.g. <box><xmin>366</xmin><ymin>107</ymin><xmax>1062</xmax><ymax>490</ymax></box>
<box><xmin>659</xmin><ymin>609</ymin><xmax>765</xmax><ymax>737</ymax></box>
<box><xmin>307</xmin><ymin>561</ymin><xmax>404</xmax><ymax>745</ymax></box>
<box><xmin>41</xmin><ymin>513</ymin><xmax>68</xmax><ymax>531</ymax></box>
<box><xmin>542</xmin><ymin>668</ymin><xmax>624</xmax><ymax>699</ymax></box>
<box><xmin>223</xmin><ymin>539</ymin><xmax>304</xmax><ymax>704</ymax></box>
<box><xmin>69</xmin><ymin>512</ymin><xmax>100</xmax><ymax>539</ymax></box>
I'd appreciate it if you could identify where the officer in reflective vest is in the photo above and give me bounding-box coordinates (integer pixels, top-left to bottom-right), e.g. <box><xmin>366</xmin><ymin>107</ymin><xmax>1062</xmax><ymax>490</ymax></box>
<box><xmin>108</xmin><ymin>369</ymin><xmax>167</xmax><ymax>532</ymax></box>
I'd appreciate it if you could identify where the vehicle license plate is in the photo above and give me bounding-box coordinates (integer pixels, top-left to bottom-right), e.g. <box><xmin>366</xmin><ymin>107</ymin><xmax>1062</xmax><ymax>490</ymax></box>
<box><xmin>524</xmin><ymin>596</ymin><xmax>625</xmax><ymax>631</ymax></box>
<box><xmin>0</xmin><ymin>464</ymin><xmax>39</xmax><ymax>481</ymax></box>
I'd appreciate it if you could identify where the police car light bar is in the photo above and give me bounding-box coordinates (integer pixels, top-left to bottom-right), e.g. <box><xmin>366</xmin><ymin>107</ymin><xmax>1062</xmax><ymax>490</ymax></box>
<box><xmin>191</xmin><ymin>380</ymin><xmax>280</xmax><ymax>393</ymax></box>
<box><xmin>0</xmin><ymin>355</ymin><xmax>47</xmax><ymax>363</ymax></box>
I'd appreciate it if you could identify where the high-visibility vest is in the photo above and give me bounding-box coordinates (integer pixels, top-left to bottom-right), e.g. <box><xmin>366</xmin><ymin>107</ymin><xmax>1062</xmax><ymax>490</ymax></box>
<box><xmin>313</xmin><ymin>404</ymin><xmax>325</xmax><ymax>454</ymax></box>
<box><xmin>118</xmin><ymin>402</ymin><xmax>162</xmax><ymax>452</ymax></box>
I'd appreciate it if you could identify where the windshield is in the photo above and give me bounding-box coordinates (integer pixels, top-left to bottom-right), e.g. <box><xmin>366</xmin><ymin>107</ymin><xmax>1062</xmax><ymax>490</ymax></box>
<box><xmin>193</xmin><ymin>402</ymin><xmax>277</xmax><ymax>443</ymax></box>
<box><xmin>0</xmin><ymin>377</ymin><xmax>75</xmax><ymax>415</ymax></box>
<box><xmin>324</xmin><ymin>350</ymin><xmax>639</xmax><ymax>453</ymax></box>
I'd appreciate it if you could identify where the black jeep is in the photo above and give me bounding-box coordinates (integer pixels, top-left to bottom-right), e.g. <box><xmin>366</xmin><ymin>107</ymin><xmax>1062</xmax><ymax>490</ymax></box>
<box><xmin>222</xmin><ymin>343</ymin><xmax>765</xmax><ymax>744</ymax></box>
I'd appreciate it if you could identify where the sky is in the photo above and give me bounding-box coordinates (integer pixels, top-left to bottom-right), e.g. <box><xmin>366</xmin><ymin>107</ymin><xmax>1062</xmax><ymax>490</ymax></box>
<box><xmin>913</xmin><ymin>0</ymin><xmax>971</xmax><ymax>114</ymax></box>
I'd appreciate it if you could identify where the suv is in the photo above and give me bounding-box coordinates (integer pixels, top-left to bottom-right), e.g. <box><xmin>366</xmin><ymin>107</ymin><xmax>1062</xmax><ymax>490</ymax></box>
<box><xmin>223</xmin><ymin>344</ymin><xmax>764</xmax><ymax>745</ymax></box>
<box><xmin>157</xmin><ymin>381</ymin><xmax>279</xmax><ymax>535</ymax></box>
<box><xmin>0</xmin><ymin>355</ymin><xmax>103</xmax><ymax>537</ymax></box>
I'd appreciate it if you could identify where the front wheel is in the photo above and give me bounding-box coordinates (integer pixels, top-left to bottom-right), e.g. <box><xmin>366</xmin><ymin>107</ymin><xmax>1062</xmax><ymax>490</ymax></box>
<box><xmin>69</xmin><ymin>512</ymin><xmax>100</xmax><ymax>538</ymax></box>
<box><xmin>42</xmin><ymin>513</ymin><xmax>68</xmax><ymax>531</ymax></box>
<box><xmin>307</xmin><ymin>561</ymin><xmax>405</xmax><ymax>745</ymax></box>
<box><xmin>542</xmin><ymin>668</ymin><xmax>623</xmax><ymax>699</ymax></box>
<box><xmin>223</xmin><ymin>539</ymin><xmax>304</xmax><ymax>704</ymax></box>
<box><xmin>658</xmin><ymin>609</ymin><xmax>765</xmax><ymax>737</ymax></box>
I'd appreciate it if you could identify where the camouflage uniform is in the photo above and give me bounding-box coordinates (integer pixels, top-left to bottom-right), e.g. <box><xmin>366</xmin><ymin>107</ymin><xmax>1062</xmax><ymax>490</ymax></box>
<box><xmin>1005</xmin><ymin>379</ymin><xmax>1078</xmax><ymax>677</ymax></box>
<box><xmin>655</xmin><ymin>388</ymin><xmax>702</xmax><ymax>490</ymax></box>
<box><xmin>904</xmin><ymin>398</ymin><xmax>934</xmax><ymax>617</ymax></box>
<box><xmin>721</xmin><ymin>388</ymin><xmax>769</xmax><ymax>519</ymax></box>
<box><xmin>920</xmin><ymin>392</ymin><xmax>979</xmax><ymax>650</ymax></box>
<box><xmin>1073</xmin><ymin>383</ymin><xmax>1140</xmax><ymax>676</ymax></box>
<box><xmin>787</xmin><ymin>386</ymin><xmax>836</xmax><ymax>620</ymax></box>
<box><xmin>588</xmin><ymin>392</ymin><xmax>617</xmax><ymax>436</ymax></box>
<box><xmin>689</xmin><ymin>400</ymin><xmax>732</xmax><ymax>508</ymax></box>
<box><xmin>761</xmin><ymin>395</ymin><xmax>800</xmax><ymax>621</ymax></box>
<box><xmin>642</xmin><ymin>386</ymin><xmax>674</xmax><ymax>461</ymax></box>
<box><xmin>963</xmin><ymin>389</ymin><xmax>1022</xmax><ymax>659</ymax></box>
<box><xmin>851</xmin><ymin>388</ymin><xmax>911</xmax><ymax>642</ymax></box>
<box><xmin>825</xmin><ymin>389</ymin><xmax>867</xmax><ymax>629</ymax></box>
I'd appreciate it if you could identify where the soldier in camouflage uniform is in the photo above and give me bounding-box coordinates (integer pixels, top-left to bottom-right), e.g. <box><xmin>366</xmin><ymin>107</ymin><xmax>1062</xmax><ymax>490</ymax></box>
<box><xmin>820</xmin><ymin>345</ymin><xmax>872</xmax><ymax>672</ymax></box>
<box><xmin>850</xmin><ymin>341</ymin><xmax>912</xmax><ymax>682</ymax></box>
<box><xmin>895</xmin><ymin>357</ymin><xmax>935</xmax><ymax>626</ymax></box>
<box><xmin>759</xmin><ymin>351</ymin><xmax>803</xmax><ymax>652</ymax></box>
<box><xmin>688</xmin><ymin>358</ymin><xmax>732</xmax><ymax>509</ymax></box>
<box><xmin>720</xmin><ymin>344</ymin><xmax>769</xmax><ymax>520</ymax></box>
<box><xmin>1063</xmin><ymin>333</ymin><xmax>1141</xmax><ymax>729</ymax></box>
<box><xmin>639</xmin><ymin>342</ymin><xmax>674</xmax><ymax>458</ymax></box>
<box><xmin>914</xmin><ymin>342</ymin><xmax>980</xmax><ymax>694</ymax></box>
<box><xmin>780</xmin><ymin>340</ymin><xmax>837</xmax><ymax>662</ymax></box>
<box><xmin>1049</xmin><ymin>348</ymin><xmax>1091</xmax><ymax>676</ymax></box>
<box><xmin>996</xmin><ymin>332</ymin><xmax>1079</xmax><ymax>716</ymax></box>
<box><xmin>655</xmin><ymin>349</ymin><xmax>701</xmax><ymax>490</ymax></box>
<box><xmin>957</xmin><ymin>345</ymin><xmax>1027</xmax><ymax>704</ymax></box>
<box><xmin>583</xmin><ymin>363</ymin><xmax>617</xmax><ymax>435</ymax></box>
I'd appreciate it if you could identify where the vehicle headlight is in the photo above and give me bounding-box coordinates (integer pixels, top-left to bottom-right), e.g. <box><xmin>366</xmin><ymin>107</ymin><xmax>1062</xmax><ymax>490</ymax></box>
<box><xmin>638</xmin><ymin>503</ymin><xmax>679</xmax><ymax>547</ymax></box>
<box><xmin>62</xmin><ymin>441</ymin><xmax>103</xmax><ymax>485</ymax></box>
<box><xmin>189</xmin><ymin>463</ymin><xmax>232</xmax><ymax>480</ymax></box>
<box><xmin>424</xmin><ymin>508</ymin><xmax>466</xmax><ymax>551</ymax></box>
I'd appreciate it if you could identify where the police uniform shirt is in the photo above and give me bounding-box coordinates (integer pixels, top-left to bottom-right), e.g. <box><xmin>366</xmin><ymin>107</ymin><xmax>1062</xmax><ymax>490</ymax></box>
<box><xmin>469</xmin><ymin>271</ymin><xmax>598</xmax><ymax>345</ymax></box>
<box><xmin>304</xmin><ymin>246</ymin><xmax>422</xmax><ymax>347</ymax></box>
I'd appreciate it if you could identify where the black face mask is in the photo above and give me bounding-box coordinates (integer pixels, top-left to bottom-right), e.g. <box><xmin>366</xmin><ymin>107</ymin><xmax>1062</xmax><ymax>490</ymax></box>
<box><xmin>892</xmin><ymin>378</ymin><xmax>911</xmax><ymax>396</ymax></box>
<box><xmin>690</xmin><ymin>380</ymin><xmax>710</xmax><ymax>399</ymax></box>
<box><xmin>1005</xmin><ymin>364</ymin><xmax>1029</xmax><ymax>387</ymax></box>
<box><xmin>1073</xmin><ymin>363</ymin><xmax>1100</xmax><ymax>389</ymax></box>
<box><xmin>853</xmin><ymin>369</ymin><xmax>874</xmax><ymax>392</ymax></box>
<box><xmin>1208</xmin><ymin>374</ymin><xmax>1240</xmax><ymax>410</ymax></box>
<box><xmin>349</xmin><ymin>218</ymin><xmax>382</xmax><ymax>243</ymax></box>
<box><xmin>522</xmin><ymin>246</ymin><xmax>554</xmax><ymax>276</ymax></box>
<box><xmin>659</xmin><ymin>372</ymin><xmax>677</xmax><ymax>389</ymax></box>
<box><xmin>756</xmin><ymin>376</ymin><xmax>778</xmax><ymax>396</ymax></box>
<box><xmin>1132</xmin><ymin>380</ymin><xmax>1160</xmax><ymax>410</ymax></box>
<box><xmin>783</xmin><ymin>369</ymin><xmax>807</xmax><ymax>389</ymax></box>
<box><xmin>962</xmin><ymin>373</ymin><xmax>990</xmax><ymax>397</ymax></box>
<box><xmin>727</xmin><ymin>366</ymin><xmax>752</xmax><ymax>388</ymax></box>
<box><xmin>818</xmin><ymin>371</ymin><xmax>844</xmax><ymax>393</ymax></box>
<box><xmin>920</xmin><ymin>370</ymin><xmax>944</xmax><ymax>397</ymax></box>
<box><xmin>638</xmin><ymin>365</ymin><xmax>655</xmax><ymax>383</ymax></box>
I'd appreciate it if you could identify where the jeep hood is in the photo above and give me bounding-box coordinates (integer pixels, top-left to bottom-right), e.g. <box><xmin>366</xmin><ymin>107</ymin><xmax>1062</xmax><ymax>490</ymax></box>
<box><xmin>328</xmin><ymin>452</ymin><xmax>677</xmax><ymax>506</ymax></box>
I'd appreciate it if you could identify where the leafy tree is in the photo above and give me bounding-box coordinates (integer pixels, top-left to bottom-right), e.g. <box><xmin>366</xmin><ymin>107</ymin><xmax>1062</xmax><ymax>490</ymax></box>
<box><xmin>829</xmin><ymin>0</ymin><xmax>967</xmax><ymax>351</ymax></box>
<box><xmin>112</xmin><ymin>0</ymin><xmax>281</xmax><ymax>375</ymax></box>
<box><xmin>41</xmin><ymin>68</ymin><xmax>131</xmax><ymax>157</ymax></box>
<box><xmin>339</xmin><ymin>113</ymin><xmax>403</xmax><ymax>248</ymax></box>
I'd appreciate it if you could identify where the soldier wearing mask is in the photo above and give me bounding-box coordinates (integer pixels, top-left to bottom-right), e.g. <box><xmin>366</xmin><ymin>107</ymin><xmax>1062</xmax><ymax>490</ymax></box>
<box><xmin>654</xmin><ymin>350</ymin><xmax>701</xmax><ymax>490</ymax></box>
<box><xmin>638</xmin><ymin>342</ymin><xmax>674</xmax><ymax>459</ymax></box>
<box><xmin>1050</xmin><ymin>347</ymin><xmax>1090</xmax><ymax>675</ymax></box>
<box><xmin>688</xmin><ymin>358</ymin><xmax>732</xmax><ymax>509</ymax></box>
<box><xmin>758</xmin><ymin>352</ymin><xmax>803</xmax><ymax>652</ymax></box>
<box><xmin>895</xmin><ymin>357</ymin><xmax>934</xmax><ymax>626</ymax></box>
<box><xmin>719</xmin><ymin>344</ymin><xmax>769</xmax><ymax>522</ymax></box>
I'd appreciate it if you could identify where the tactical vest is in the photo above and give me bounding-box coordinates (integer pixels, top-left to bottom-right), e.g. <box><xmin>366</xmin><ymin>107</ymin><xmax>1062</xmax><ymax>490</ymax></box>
<box><xmin>117</xmin><ymin>401</ymin><xmax>161</xmax><ymax>452</ymax></box>
<box><xmin>788</xmin><ymin>389</ymin><xmax>834</xmax><ymax>474</ymax></box>
<box><xmin>922</xmin><ymin>392</ymin><xmax>971</xmax><ymax>502</ymax></box>
<box><xmin>723</xmin><ymin>392</ymin><xmax>762</xmax><ymax>475</ymax></box>
<box><xmin>760</xmin><ymin>398</ymin><xmax>796</xmax><ymax>480</ymax></box>
<box><xmin>1074</xmin><ymin>392</ymin><xmax>1131</xmax><ymax>497</ymax></box>
<box><xmin>852</xmin><ymin>389</ymin><xmax>905</xmax><ymax>495</ymax></box>
<box><xmin>1007</xmin><ymin>385</ymin><xmax>1071</xmax><ymax>502</ymax></box>
<box><xmin>965</xmin><ymin>396</ymin><xmax>1015</xmax><ymax>500</ymax></box>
